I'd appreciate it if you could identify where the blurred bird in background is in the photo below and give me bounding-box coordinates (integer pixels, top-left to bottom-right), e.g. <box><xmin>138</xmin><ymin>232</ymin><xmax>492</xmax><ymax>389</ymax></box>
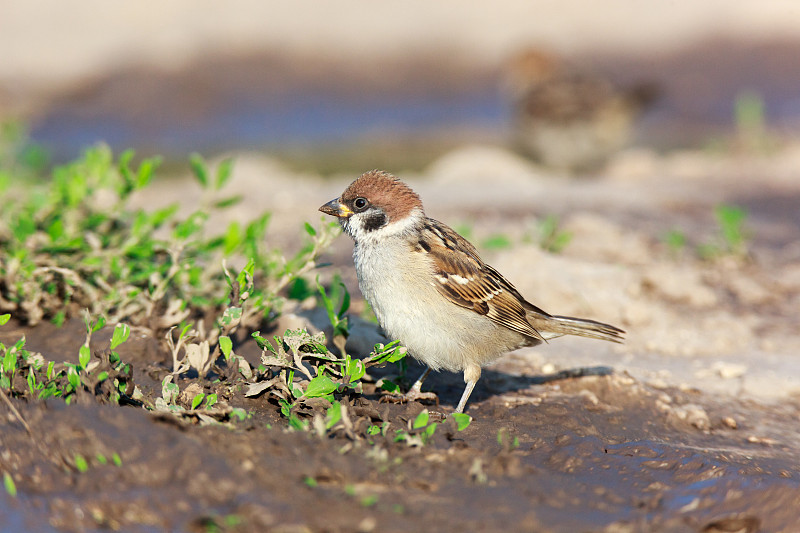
<box><xmin>505</xmin><ymin>48</ymin><xmax>660</xmax><ymax>173</ymax></box>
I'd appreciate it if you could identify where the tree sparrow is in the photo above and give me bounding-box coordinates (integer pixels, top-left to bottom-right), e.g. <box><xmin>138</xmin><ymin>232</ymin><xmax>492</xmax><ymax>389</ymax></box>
<box><xmin>505</xmin><ymin>48</ymin><xmax>659</xmax><ymax>172</ymax></box>
<box><xmin>320</xmin><ymin>170</ymin><xmax>624</xmax><ymax>413</ymax></box>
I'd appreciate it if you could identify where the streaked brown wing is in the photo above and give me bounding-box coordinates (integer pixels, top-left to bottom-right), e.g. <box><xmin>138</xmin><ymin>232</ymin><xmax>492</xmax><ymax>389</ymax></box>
<box><xmin>421</xmin><ymin>219</ymin><xmax>547</xmax><ymax>342</ymax></box>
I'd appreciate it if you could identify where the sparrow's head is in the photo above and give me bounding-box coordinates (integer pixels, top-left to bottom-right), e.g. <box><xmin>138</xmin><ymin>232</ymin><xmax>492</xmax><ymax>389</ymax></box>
<box><xmin>319</xmin><ymin>170</ymin><xmax>424</xmax><ymax>242</ymax></box>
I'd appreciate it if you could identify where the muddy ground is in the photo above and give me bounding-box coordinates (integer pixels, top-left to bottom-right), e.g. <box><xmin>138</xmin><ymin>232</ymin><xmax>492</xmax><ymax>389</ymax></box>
<box><xmin>3</xmin><ymin>140</ymin><xmax>800</xmax><ymax>532</ymax></box>
<box><xmin>2</xmin><ymin>318</ymin><xmax>800</xmax><ymax>533</ymax></box>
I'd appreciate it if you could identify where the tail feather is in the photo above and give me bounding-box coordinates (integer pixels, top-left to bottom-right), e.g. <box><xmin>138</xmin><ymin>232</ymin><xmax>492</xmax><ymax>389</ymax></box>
<box><xmin>530</xmin><ymin>315</ymin><xmax>625</xmax><ymax>344</ymax></box>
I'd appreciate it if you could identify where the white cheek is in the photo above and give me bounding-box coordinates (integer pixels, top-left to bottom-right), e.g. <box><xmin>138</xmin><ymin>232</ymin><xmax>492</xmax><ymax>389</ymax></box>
<box><xmin>345</xmin><ymin>207</ymin><xmax>424</xmax><ymax>244</ymax></box>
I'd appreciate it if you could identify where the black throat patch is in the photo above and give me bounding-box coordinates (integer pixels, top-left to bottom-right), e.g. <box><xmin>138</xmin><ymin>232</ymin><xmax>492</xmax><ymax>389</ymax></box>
<box><xmin>362</xmin><ymin>211</ymin><xmax>388</xmax><ymax>232</ymax></box>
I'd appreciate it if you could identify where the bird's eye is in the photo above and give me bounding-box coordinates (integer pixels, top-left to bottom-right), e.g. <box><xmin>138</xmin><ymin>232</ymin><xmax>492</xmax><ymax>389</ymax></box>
<box><xmin>353</xmin><ymin>197</ymin><xmax>368</xmax><ymax>211</ymax></box>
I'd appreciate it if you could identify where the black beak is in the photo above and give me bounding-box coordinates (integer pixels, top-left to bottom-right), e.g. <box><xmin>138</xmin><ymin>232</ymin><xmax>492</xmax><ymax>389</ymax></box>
<box><xmin>319</xmin><ymin>198</ymin><xmax>353</xmax><ymax>218</ymax></box>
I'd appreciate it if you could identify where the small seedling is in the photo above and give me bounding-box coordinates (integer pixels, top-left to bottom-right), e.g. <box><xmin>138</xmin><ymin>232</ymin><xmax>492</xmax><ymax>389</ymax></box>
<box><xmin>536</xmin><ymin>215</ymin><xmax>572</xmax><ymax>253</ymax></box>
<box><xmin>497</xmin><ymin>427</ymin><xmax>520</xmax><ymax>451</ymax></box>
<box><xmin>451</xmin><ymin>412</ymin><xmax>472</xmax><ymax>431</ymax></box>
<box><xmin>360</xmin><ymin>494</ymin><xmax>379</xmax><ymax>507</ymax></box>
<box><xmin>3</xmin><ymin>472</ymin><xmax>16</xmax><ymax>497</ymax></box>
<box><xmin>74</xmin><ymin>454</ymin><xmax>89</xmax><ymax>473</ymax></box>
<box><xmin>317</xmin><ymin>275</ymin><xmax>350</xmax><ymax>356</ymax></box>
<box><xmin>394</xmin><ymin>409</ymin><xmax>438</xmax><ymax>446</ymax></box>
<box><xmin>482</xmin><ymin>233</ymin><xmax>513</xmax><ymax>251</ymax></box>
<box><xmin>662</xmin><ymin>229</ymin><xmax>687</xmax><ymax>257</ymax></box>
<box><xmin>697</xmin><ymin>204</ymin><xmax>750</xmax><ymax>260</ymax></box>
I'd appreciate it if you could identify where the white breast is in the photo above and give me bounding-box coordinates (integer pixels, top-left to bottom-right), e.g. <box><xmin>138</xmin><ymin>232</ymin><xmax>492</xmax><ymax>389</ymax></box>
<box><xmin>353</xmin><ymin>237</ymin><xmax>519</xmax><ymax>373</ymax></box>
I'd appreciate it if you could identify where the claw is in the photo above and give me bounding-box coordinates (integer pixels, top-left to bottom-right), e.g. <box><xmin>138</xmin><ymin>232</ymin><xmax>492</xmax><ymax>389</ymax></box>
<box><xmin>381</xmin><ymin>388</ymin><xmax>439</xmax><ymax>406</ymax></box>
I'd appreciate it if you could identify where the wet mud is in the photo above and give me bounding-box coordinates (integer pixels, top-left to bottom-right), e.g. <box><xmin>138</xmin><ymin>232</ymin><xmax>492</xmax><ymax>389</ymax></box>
<box><xmin>2</xmin><ymin>320</ymin><xmax>799</xmax><ymax>532</ymax></box>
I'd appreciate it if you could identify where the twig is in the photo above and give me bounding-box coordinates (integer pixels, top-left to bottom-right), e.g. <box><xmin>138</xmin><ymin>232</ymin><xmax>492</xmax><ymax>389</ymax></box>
<box><xmin>0</xmin><ymin>388</ymin><xmax>32</xmax><ymax>435</ymax></box>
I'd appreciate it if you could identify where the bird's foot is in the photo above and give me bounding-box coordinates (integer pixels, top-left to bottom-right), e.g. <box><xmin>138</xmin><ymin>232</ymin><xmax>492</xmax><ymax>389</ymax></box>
<box><xmin>381</xmin><ymin>388</ymin><xmax>439</xmax><ymax>406</ymax></box>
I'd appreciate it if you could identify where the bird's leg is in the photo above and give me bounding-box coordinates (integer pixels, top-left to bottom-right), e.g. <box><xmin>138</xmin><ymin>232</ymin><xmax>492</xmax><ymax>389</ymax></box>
<box><xmin>382</xmin><ymin>366</ymin><xmax>438</xmax><ymax>405</ymax></box>
<box><xmin>408</xmin><ymin>366</ymin><xmax>432</xmax><ymax>395</ymax></box>
<box><xmin>455</xmin><ymin>364</ymin><xmax>482</xmax><ymax>413</ymax></box>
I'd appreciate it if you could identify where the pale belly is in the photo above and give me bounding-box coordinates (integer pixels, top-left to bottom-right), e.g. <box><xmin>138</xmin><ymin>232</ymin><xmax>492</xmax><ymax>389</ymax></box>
<box><xmin>354</xmin><ymin>241</ymin><xmax>527</xmax><ymax>373</ymax></box>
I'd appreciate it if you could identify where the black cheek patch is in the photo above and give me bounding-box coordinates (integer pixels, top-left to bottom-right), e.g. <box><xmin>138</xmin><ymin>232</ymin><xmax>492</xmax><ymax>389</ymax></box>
<box><xmin>363</xmin><ymin>212</ymin><xmax>388</xmax><ymax>232</ymax></box>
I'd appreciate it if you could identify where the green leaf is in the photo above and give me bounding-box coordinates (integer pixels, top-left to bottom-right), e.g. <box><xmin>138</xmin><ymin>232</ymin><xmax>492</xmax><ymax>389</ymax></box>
<box><xmin>316</xmin><ymin>277</ymin><xmax>334</xmax><ymax>317</ymax></box>
<box><xmin>219</xmin><ymin>336</ymin><xmax>233</xmax><ymax>360</ymax></box>
<box><xmin>3</xmin><ymin>472</ymin><xmax>16</xmax><ymax>497</ymax></box>
<box><xmin>220</xmin><ymin>307</ymin><xmax>242</xmax><ymax>328</ymax></box>
<box><xmin>304</xmin><ymin>374</ymin><xmax>337</xmax><ymax>399</ymax></box>
<box><xmin>178</xmin><ymin>323</ymin><xmax>193</xmax><ymax>342</ymax></box>
<box><xmin>287</xmin><ymin>413</ymin><xmax>307</xmax><ymax>431</ymax></box>
<box><xmin>304</xmin><ymin>222</ymin><xmax>317</xmax><ymax>236</ymax></box>
<box><xmin>112</xmin><ymin>453</ymin><xmax>122</xmax><ymax>466</ymax></box>
<box><xmin>205</xmin><ymin>393</ymin><xmax>217</xmax><ymax>408</ymax></box>
<box><xmin>451</xmin><ymin>412</ymin><xmax>472</xmax><ymax>431</ymax></box>
<box><xmin>110</xmin><ymin>323</ymin><xmax>130</xmax><ymax>349</ymax></box>
<box><xmin>345</xmin><ymin>357</ymin><xmax>365</xmax><ymax>383</ymax></box>
<box><xmin>0</xmin><ymin>314</ymin><xmax>9</xmax><ymax>326</ymax></box>
<box><xmin>79</xmin><ymin>345</ymin><xmax>91</xmax><ymax>370</ymax></box>
<box><xmin>423</xmin><ymin>422</ymin><xmax>437</xmax><ymax>440</ymax></box>
<box><xmin>191</xmin><ymin>393</ymin><xmax>205</xmax><ymax>410</ymax></box>
<box><xmin>67</xmin><ymin>366</ymin><xmax>81</xmax><ymax>390</ymax></box>
<box><xmin>337</xmin><ymin>282</ymin><xmax>350</xmax><ymax>319</ymax></box>
<box><xmin>3</xmin><ymin>349</ymin><xmax>16</xmax><ymax>375</ymax></box>
<box><xmin>92</xmin><ymin>315</ymin><xmax>107</xmax><ymax>333</ymax></box>
<box><xmin>74</xmin><ymin>454</ymin><xmax>89</xmax><ymax>473</ymax></box>
<box><xmin>379</xmin><ymin>379</ymin><xmax>400</xmax><ymax>393</ymax></box>
<box><xmin>326</xmin><ymin>401</ymin><xmax>342</xmax><ymax>429</ymax></box>
<box><xmin>137</xmin><ymin>156</ymin><xmax>161</xmax><ymax>188</ymax></box>
<box><xmin>663</xmin><ymin>229</ymin><xmax>687</xmax><ymax>251</ymax></box>
<box><xmin>189</xmin><ymin>153</ymin><xmax>209</xmax><ymax>188</ymax></box>
<box><xmin>482</xmin><ymin>234</ymin><xmax>513</xmax><ymax>250</ymax></box>
<box><xmin>360</xmin><ymin>495</ymin><xmax>378</xmax><ymax>507</ymax></box>
<box><xmin>715</xmin><ymin>204</ymin><xmax>747</xmax><ymax>252</ymax></box>
<box><xmin>215</xmin><ymin>157</ymin><xmax>234</xmax><ymax>190</ymax></box>
<box><xmin>162</xmin><ymin>379</ymin><xmax>179</xmax><ymax>404</ymax></box>
<box><xmin>213</xmin><ymin>195</ymin><xmax>243</xmax><ymax>209</ymax></box>
<box><xmin>413</xmin><ymin>410</ymin><xmax>429</xmax><ymax>429</ymax></box>
<box><xmin>118</xmin><ymin>149</ymin><xmax>135</xmax><ymax>187</ymax></box>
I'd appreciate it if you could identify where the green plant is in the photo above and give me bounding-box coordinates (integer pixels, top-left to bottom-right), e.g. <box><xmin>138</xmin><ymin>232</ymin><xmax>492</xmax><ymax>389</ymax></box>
<box><xmin>662</xmin><ymin>228</ymin><xmax>687</xmax><ymax>257</ymax></box>
<box><xmin>1</xmin><ymin>313</ymin><xmax>134</xmax><ymax>405</ymax></box>
<box><xmin>535</xmin><ymin>215</ymin><xmax>572</xmax><ymax>253</ymax></box>
<box><xmin>698</xmin><ymin>204</ymin><xmax>750</xmax><ymax>260</ymax></box>
<box><xmin>481</xmin><ymin>233</ymin><xmax>513</xmax><ymax>251</ymax></box>
<box><xmin>393</xmin><ymin>410</ymin><xmax>471</xmax><ymax>447</ymax></box>
<box><xmin>246</xmin><ymin>328</ymin><xmax>407</xmax><ymax>429</ymax></box>
<box><xmin>3</xmin><ymin>472</ymin><xmax>16</xmax><ymax>497</ymax></box>
<box><xmin>316</xmin><ymin>275</ymin><xmax>350</xmax><ymax>355</ymax></box>
<box><xmin>497</xmin><ymin>427</ymin><xmax>520</xmax><ymax>451</ymax></box>
<box><xmin>0</xmin><ymin>144</ymin><xmax>338</xmax><ymax>340</ymax></box>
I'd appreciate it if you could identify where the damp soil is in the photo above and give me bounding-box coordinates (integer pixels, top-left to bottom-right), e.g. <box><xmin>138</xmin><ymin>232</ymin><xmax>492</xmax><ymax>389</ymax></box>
<box><xmin>1</xmin><ymin>319</ymin><xmax>798</xmax><ymax>533</ymax></box>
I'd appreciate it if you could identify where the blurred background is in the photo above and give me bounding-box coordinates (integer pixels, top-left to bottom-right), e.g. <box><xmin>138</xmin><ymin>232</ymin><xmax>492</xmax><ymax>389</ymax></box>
<box><xmin>2</xmin><ymin>0</ymin><xmax>800</xmax><ymax>172</ymax></box>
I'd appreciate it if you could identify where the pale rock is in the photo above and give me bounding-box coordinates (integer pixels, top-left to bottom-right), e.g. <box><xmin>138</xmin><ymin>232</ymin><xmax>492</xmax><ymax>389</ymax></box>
<box><xmin>641</xmin><ymin>263</ymin><xmax>717</xmax><ymax>308</ymax></box>
<box><xmin>725</xmin><ymin>273</ymin><xmax>772</xmax><ymax>306</ymax></box>
<box><xmin>426</xmin><ymin>144</ymin><xmax>548</xmax><ymax>186</ymax></box>
<box><xmin>712</xmin><ymin>361</ymin><xmax>747</xmax><ymax>380</ymax></box>
<box><xmin>562</xmin><ymin>213</ymin><xmax>651</xmax><ymax>265</ymax></box>
<box><xmin>668</xmin><ymin>403</ymin><xmax>711</xmax><ymax>431</ymax></box>
<box><xmin>605</xmin><ymin>148</ymin><xmax>660</xmax><ymax>181</ymax></box>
